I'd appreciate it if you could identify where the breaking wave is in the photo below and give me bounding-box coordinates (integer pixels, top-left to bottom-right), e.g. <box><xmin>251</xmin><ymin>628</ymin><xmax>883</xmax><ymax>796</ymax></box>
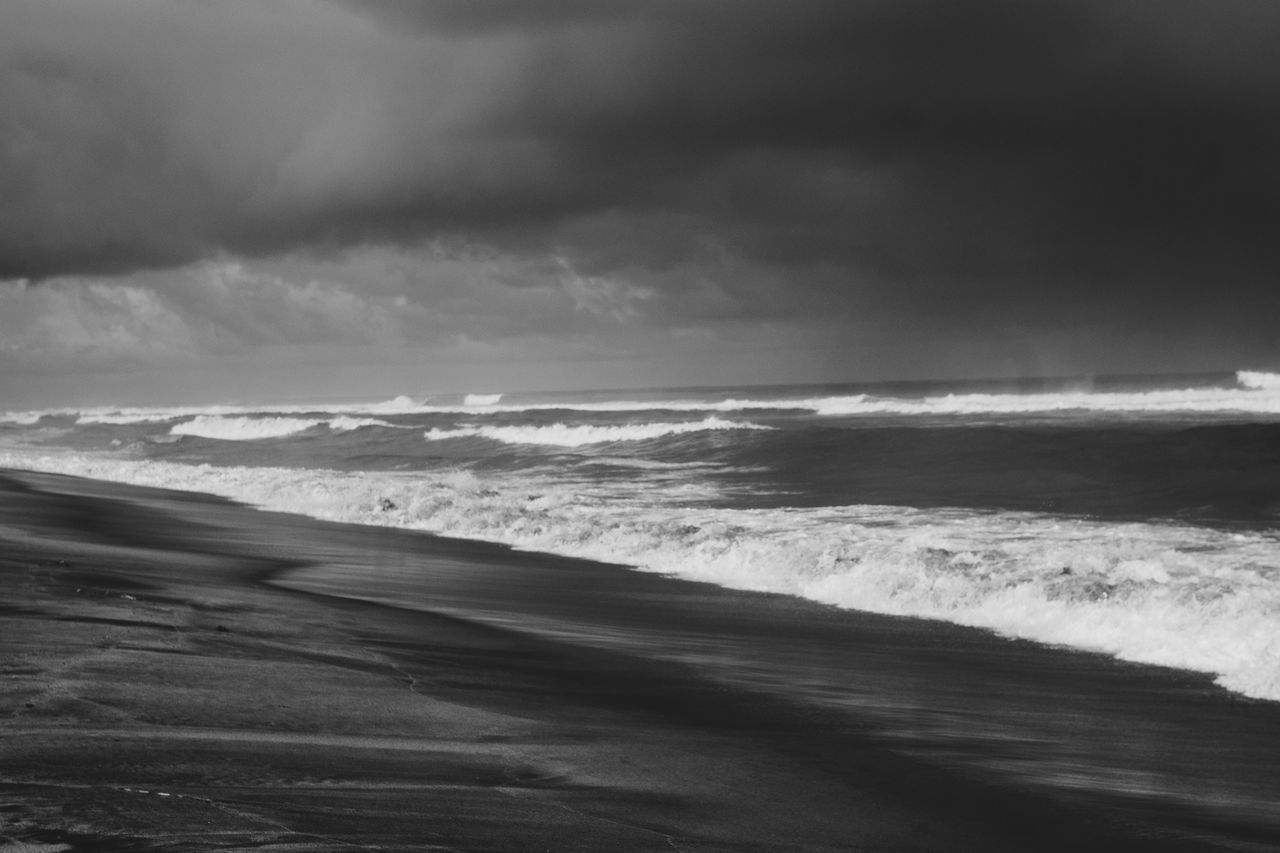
<box><xmin>79</xmin><ymin>404</ymin><xmax>316</xmax><ymax>424</ymax></box>
<box><xmin>0</xmin><ymin>412</ymin><xmax>45</xmax><ymax>425</ymax></box>
<box><xmin>4</xmin><ymin>448</ymin><xmax>1280</xmax><ymax>703</ymax></box>
<box><xmin>328</xmin><ymin>416</ymin><xmax>400</xmax><ymax>432</ymax></box>
<box><xmin>372</xmin><ymin>394</ymin><xmax>419</xmax><ymax>411</ymax></box>
<box><xmin>79</xmin><ymin>413</ymin><xmax>184</xmax><ymax>425</ymax></box>
<box><xmin>67</xmin><ymin>395</ymin><xmax>422</xmax><ymax>425</ymax></box>
<box><xmin>1238</xmin><ymin>370</ymin><xmax>1280</xmax><ymax>390</ymax></box>
<box><xmin>7</xmin><ymin>371</ymin><xmax>1279</xmax><ymax>429</ymax></box>
<box><xmin>168</xmin><ymin>415</ymin><xmax>402</xmax><ymax>439</ymax></box>
<box><xmin>410</xmin><ymin>385</ymin><xmax>1280</xmax><ymax>418</ymax></box>
<box><xmin>170</xmin><ymin>416</ymin><xmax>326</xmax><ymax>440</ymax></box>
<box><xmin>392</xmin><ymin>379</ymin><xmax>1280</xmax><ymax>417</ymax></box>
<box><xmin>811</xmin><ymin>387</ymin><xmax>1280</xmax><ymax>417</ymax></box>
<box><xmin>424</xmin><ymin>416</ymin><xmax>771</xmax><ymax>447</ymax></box>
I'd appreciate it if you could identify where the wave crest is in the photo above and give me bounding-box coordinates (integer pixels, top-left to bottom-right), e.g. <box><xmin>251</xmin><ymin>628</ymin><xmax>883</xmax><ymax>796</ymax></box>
<box><xmin>809</xmin><ymin>388</ymin><xmax>1280</xmax><ymax>416</ymax></box>
<box><xmin>169</xmin><ymin>415</ymin><xmax>402</xmax><ymax>439</ymax></box>
<box><xmin>424</xmin><ymin>416</ymin><xmax>771</xmax><ymax>447</ymax></box>
<box><xmin>47</xmin><ymin>372</ymin><xmax>1280</xmax><ymax>425</ymax></box>
<box><xmin>0</xmin><ymin>412</ymin><xmax>45</xmax><ymax>425</ymax></box>
<box><xmin>171</xmin><ymin>415</ymin><xmax>325</xmax><ymax>440</ymax></box>
<box><xmin>328</xmin><ymin>416</ymin><xmax>398</xmax><ymax>432</ymax></box>
<box><xmin>1238</xmin><ymin>370</ymin><xmax>1280</xmax><ymax>390</ymax></box>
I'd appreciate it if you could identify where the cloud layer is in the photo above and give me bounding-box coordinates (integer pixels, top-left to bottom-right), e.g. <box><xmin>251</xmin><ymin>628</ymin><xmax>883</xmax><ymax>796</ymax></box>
<box><xmin>2</xmin><ymin>0</ymin><xmax>1278</xmax><ymax>393</ymax></box>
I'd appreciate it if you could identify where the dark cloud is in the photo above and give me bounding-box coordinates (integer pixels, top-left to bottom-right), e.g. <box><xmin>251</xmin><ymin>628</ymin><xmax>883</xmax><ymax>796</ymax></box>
<box><xmin>3</xmin><ymin>0</ymin><xmax>1279</xmax><ymax>357</ymax></box>
<box><xmin>334</xmin><ymin>0</ymin><xmax>648</xmax><ymax>34</ymax></box>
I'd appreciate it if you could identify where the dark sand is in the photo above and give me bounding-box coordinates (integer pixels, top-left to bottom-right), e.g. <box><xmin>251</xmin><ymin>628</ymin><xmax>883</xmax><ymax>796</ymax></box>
<box><xmin>3</xmin><ymin>469</ymin><xmax>1280</xmax><ymax>852</ymax></box>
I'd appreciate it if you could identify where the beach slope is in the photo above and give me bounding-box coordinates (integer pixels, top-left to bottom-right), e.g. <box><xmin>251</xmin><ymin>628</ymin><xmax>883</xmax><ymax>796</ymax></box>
<box><xmin>1</xmin><ymin>470</ymin><xmax>1278</xmax><ymax>851</ymax></box>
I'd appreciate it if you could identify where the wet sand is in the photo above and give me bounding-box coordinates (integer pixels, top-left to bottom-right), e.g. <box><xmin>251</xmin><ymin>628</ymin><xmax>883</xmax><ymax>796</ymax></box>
<box><xmin>2</xmin><ymin>469</ymin><xmax>1280</xmax><ymax>851</ymax></box>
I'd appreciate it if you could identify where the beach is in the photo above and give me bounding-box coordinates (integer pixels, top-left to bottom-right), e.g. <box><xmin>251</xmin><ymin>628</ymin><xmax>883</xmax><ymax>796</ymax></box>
<box><xmin>3</xmin><ymin>468</ymin><xmax>1279</xmax><ymax>852</ymax></box>
<box><xmin>6</xmin><ymin>0</ymin><xmax>1280</xmax><ymax>847</ymax></box>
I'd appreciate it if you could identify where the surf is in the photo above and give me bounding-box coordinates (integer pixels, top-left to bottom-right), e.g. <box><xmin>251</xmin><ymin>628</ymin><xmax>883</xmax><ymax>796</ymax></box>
<box><xmin>4</xmin><ymin>446</ymin><xmax>1279</xmax><ymax>703</ymax></box>
<box><xmin>423</xmin><ymin>416</ymin><xmax>771</xmax><ymax>447</ymax></box>
<box><xmin>170</xmin><ymin>415</ymin><xmax>327</xmax><ymax>440</ymax></box>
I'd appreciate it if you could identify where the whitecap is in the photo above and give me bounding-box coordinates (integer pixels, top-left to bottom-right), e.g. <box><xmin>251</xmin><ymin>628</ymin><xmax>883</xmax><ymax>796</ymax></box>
<box><xmin>170</xmin><ymin>415</ymin><xmax>325</xmax><ymax>440</ymax></box>
<box><xmin>424</xmin><ymin>416</ymin><xmax>771</xmax><ymax>447</ymax></box>
<box><xmin>1238</xmin><ymin>370</ymin><xmax>1280</xmax><ymax>390</ymax></box>
<box><xmin>5</xmin><ymin>445</ymin><xmax>1280</xmax><ymax>703</ymax></box>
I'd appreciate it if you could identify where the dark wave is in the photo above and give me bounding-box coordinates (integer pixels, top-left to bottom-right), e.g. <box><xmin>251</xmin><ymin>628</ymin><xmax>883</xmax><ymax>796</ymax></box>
<box><xmin>712</xmin><ymin>422</ymin><xmax>1280</xmax><ymax>525</ymax></box>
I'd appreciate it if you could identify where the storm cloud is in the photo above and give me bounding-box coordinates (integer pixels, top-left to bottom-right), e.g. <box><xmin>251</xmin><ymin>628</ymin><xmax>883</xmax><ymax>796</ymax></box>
<box><xmin>2</xmin><ymin>0</ymin><xmax>1279</xmax><ymax>393</ymax></box>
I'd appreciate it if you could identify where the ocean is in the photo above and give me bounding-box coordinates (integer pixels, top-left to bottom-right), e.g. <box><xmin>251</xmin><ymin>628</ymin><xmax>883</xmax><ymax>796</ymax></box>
<box><xmin>3</xmin><ymin>369</ymin><xmax>1279</xmax><ymax>702</ymax></box>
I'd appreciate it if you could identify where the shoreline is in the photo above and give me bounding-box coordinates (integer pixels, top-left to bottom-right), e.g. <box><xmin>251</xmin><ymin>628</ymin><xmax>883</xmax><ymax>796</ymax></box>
<box><xmin>7</xmin><ymin>442</ymin><xmax>1279</xmax><ymax>707</ymax></box>
<box><xmin>3</xmin><ymin>468</ymin><xmax>1280</xmax><ymax>851</ymax></box>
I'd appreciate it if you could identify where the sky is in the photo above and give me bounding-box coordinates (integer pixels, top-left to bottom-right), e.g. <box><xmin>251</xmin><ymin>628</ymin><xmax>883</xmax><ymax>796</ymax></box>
<box><xmin>2</xmin><ymin>0</ymin><xmax>1279</xmax><ymax>407</ymax></box>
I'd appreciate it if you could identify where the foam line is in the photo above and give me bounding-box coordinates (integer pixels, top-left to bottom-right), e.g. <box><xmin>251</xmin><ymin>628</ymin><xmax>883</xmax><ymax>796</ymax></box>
<box><xmin>424</xmin><ymin>416</ymin><xmax>771</xmax><ymax>447</ymax></box>
<box><xmin>170</xmin><ymin>416</ymin><xmax>325</xmax><ymax>440</ymax></box>
<box><xmin>4</xmin><ymin>448</ymin><xmax>1278</xmax><ymax>703</ymax></box>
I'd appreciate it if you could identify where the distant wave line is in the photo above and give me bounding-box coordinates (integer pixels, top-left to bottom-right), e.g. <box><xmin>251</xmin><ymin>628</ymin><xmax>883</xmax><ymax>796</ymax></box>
<box><xmin>169</xmin><ymin>415</ymin><xmax>402</xmax><ymax>440</ymax></box>
<box><xmin>6</xmin><ymin>369</ymin><xmax>1280</xmax><ymax>425</ymax></box>
<box><xmin>424</xmin><ymin>416</ymin><xmax>772</xmax><ymax>447</ymax></box>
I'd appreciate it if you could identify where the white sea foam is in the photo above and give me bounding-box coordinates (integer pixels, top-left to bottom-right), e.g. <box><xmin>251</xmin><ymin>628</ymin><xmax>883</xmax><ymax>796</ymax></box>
<box><xmin>807</xmin><ymin>387</ymin><xmax>1280</xmax><ymax>417</ymax></box>
<box><xmin>0</xmin><ymin>411</ymin><xmax>45</xmax><ymax>425</ymax></box>
<box><xmin>424</xmin><ymin>416</ymin><xmax>771</xmax><ymax>447</ymax></box>
<box><xmin>408</xmin><ymin>385</ymin><xmax>1280</xmax><ymax>417</ymax></box>
<box><xmin>3</xmin><ymin>448</ymin><xmax>1280</xmax><ymax>703</ymax></box>
<box><xmin>78</xmin><ymin>413</ymin><xmax>175</xmax><ymax>425</ymax></box>
<box><xmin>1238</xmin><ymin>370</ymin><xmax>1280</xmax><ymax>390</ymax></box>
<box><xmin>365</xmin><ymin>394</ymin><xmax>422</xmax><ymax>413</ymax></box>
<box><xmin>77</xmin><ymin>410</ymin><xmax>399</xmax><ymax>432</ymax></box>
<box><xmin>404</xmin><ymin>382</ymin><xmax>1280</xmax><ymax>417</ymax></box>
<box><xmin>257</xmin><ymin>386</ymin><xmax>1280</xmax><ymax>418</ymax></box>
<box><xmin>34</xmin><ymin>372</ymin><xmax>1280</xmax><ymax>426</ymax></box>
<box><xmin>170</xmin><ymin>415</ymin><xmax>325</xmax><ymax>440</ymax></box>
<box><xmin>79</xmin><ymin>409</ymin><xmax>227</xmax><ymax>424</ymax></box>
<box><xmin>327</xmin><ymin>416</ymin><xmax>399</xmax><ymax>432</ymax></box>
<box><xmin>70</xmin><ymin>395</ymin><xmax>422</xmax><ymax>425</ymax></box>
<box><xmin>414</xmin><ymin>397</ymin><xmax>833</xmax><ymax>415</ymax></box>
<box><xmin>78</xmin><ymin>404</ymin><xmax>302</xmax><ymax>424</ymax></box>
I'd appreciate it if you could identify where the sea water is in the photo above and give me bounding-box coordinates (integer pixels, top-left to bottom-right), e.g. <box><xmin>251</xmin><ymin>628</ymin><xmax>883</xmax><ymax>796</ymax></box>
<box><xmin>3</xmin><ymin>370</ymin><xmax>1279</xmax><ymax>700</ymax></box>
